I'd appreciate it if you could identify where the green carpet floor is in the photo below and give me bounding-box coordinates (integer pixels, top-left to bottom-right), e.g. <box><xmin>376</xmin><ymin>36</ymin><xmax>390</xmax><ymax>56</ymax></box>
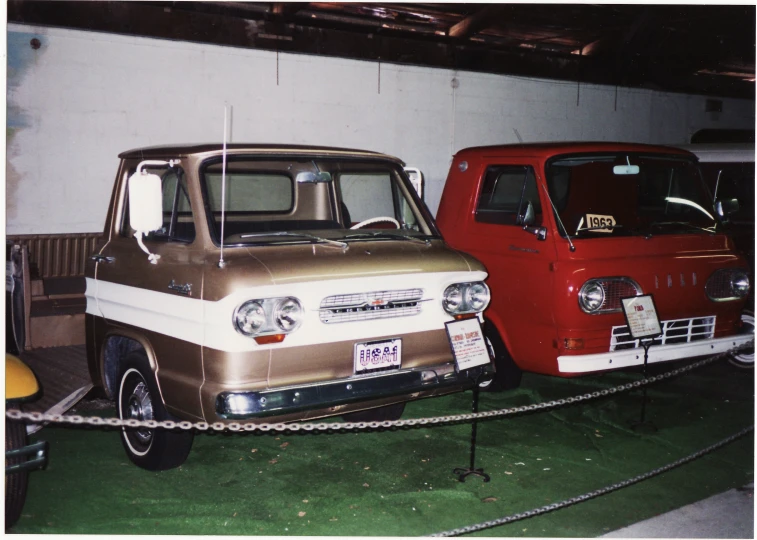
<box><xmin>10</xmin><ymin>359</ymin><xmax>754</xmax><ymax>536</ymax></box>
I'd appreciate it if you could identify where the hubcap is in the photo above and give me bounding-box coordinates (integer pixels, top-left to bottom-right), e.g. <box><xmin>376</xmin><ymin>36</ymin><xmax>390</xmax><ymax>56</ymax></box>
<box><xmin>731</xmin><ymin>312</ymin><xmax>755</xmax><ymax>366</ymax></box>
<box><xmin>126</xmin><ymin>381</ymin><xmax>154</xmax><ymax>445</ymax></box>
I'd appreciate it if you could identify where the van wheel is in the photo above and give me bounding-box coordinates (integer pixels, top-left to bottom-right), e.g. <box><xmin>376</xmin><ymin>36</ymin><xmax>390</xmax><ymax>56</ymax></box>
<box><xmin>5</xmin><ymin>420</ymin><xmax>28</xmax><ymax>529</ymax></box>
<box><xmin>480</xmin><ymin>322</ymin><xmax>522</xmax><ymax>392</ymax></box>
<box><xmin>118</xmin><ymin>352</ymin><xmax>194</xmax><ymax>470</ymax></box>
<box><xmin>343</xmin><ymin>402</ymin><xmax>405</xmax><ymax>422</ymax></box>
<box><xmin>729</xmin><ymin>310</ymin><xmax>754</xmax><ymax>369</ymax></box>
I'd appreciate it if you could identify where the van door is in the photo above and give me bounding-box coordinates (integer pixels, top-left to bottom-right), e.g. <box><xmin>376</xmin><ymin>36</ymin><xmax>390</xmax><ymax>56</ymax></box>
<box><xmin>462</xmin><ymin>160</ymin><xmax>559</xmax><ymax>370</ymax></box>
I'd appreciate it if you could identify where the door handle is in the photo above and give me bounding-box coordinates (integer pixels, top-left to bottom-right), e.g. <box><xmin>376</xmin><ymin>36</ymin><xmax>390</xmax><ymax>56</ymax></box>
<box><xmin>90</xmin><ymin>254</ymin><xmax>115</xmax><ymax>264</ymax></box>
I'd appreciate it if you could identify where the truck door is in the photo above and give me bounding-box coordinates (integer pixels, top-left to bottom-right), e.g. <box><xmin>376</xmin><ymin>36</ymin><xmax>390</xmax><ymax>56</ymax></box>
<box><xmin>91</xmin><ymin>163</ymin><xmax>205</xmax><ymax>419</ymax></box>
<box><xmin>463</xmin><ymin>160</ymin><xmax>559</xmax><ymax>369</ymax></box>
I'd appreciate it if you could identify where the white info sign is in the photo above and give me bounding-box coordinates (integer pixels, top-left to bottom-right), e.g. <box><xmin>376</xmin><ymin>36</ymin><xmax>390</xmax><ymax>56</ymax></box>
<box><xmin>621</xmin><ymin>295</ymin><xmax>662</xmax><ymax>340</ymax></box>
<box><xmin>445</xmin><ymin>318</ymin><xmax>491</xmax><ymax>371</ymax></box>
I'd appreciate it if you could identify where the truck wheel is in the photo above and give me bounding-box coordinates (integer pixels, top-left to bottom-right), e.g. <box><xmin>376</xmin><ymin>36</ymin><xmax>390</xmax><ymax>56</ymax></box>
<box><xmin>729</xmin><ymin>310</ymin><xmax>754</xmax><ymax>369</ymax></box>
<box><xmin>118</xmin><ymin>352</ymin><xmax>194</xmax><ymax>470</ymax></box>
<box><xmin>343</xmin><ymin>402</ymin><xmax>405</xmax><ymax>422</ymax></box>
<box><xmin>480</xmin><ymin>322</ymin><xmax>522</xmax><ymax>392</ymax></box>
<box><xmin>5</xmin><ymin>420</ymin><xmax>28</xmax><ymax>529</ymax></box>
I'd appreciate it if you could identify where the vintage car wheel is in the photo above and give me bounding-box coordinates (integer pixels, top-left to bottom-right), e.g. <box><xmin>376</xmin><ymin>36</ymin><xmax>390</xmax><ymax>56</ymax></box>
<box><xmin>5</xmin><ymin>420</ymin><xmax>28</xmax><ymax>529</ymax></box>
<box><xmin>342</xmin><ymin>402</ymin><xmax>406</xmax><ymax>422</ymax></box>
<box><xmin>729</xmin><ymin>310</ymin><xmax>754</xmax><ymax>369</ymax></box>
<box><xmin>480</xmin><ymin>322</ymin><xmax>522</xmax><ymax>392</ymax></box>
<box><xmin>118</xmin><ymin>352</ymin><xmax>194</xmax><ymax>471</ymax></box>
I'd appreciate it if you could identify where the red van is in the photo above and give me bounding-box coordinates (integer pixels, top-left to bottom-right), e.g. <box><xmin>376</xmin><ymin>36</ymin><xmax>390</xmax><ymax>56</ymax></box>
<box><xmin>436</xmin><ymin>142</ymin><xmax>753</xmax><ymax>389</ymax></box>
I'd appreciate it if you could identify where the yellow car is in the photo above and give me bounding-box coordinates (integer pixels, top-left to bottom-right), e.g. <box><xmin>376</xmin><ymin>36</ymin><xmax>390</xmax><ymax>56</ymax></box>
<box><xmin>5</xmin><ymin>354</ymin><xmax>47</xmax><ymax>529</ymax></box>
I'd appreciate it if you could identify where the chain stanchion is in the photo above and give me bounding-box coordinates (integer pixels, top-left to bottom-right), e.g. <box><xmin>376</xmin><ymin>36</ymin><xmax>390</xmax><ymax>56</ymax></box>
<box><xmin>5</xmin><ymin>343</ymin><xmax>751</xmax><ymax>434</ymax></box>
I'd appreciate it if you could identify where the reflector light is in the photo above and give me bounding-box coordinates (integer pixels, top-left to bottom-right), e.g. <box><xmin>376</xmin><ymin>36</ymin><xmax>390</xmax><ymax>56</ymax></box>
<box><xmin>254</xmin><ymin>334</ymin><xmax>286</xmax><ymax>345</ymax></box>
<box><xmin>564</xmin><ymin>338</ymin><xmax>585</xmax><ymax>350</ymax></box>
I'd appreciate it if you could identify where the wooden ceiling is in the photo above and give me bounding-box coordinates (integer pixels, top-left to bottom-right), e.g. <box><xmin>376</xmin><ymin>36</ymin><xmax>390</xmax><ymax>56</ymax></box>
<box><xmin>8</xmin><ymin>2</ymin><xmax>756</xmax><ymax>99</ymax></box>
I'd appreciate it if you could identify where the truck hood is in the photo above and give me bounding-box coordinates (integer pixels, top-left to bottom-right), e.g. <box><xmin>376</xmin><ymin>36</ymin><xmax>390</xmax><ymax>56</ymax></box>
<box><xmin>203</xmin><ymin>239</ymin><xmax>484</xmax><ymax>300</ymax></box>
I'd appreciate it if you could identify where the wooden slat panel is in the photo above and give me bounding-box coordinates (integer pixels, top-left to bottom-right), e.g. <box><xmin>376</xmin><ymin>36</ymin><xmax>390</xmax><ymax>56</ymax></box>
<box><xmin>6</xmin><ymin>233</ymin><xmax>102</xmax><ymax>279</ymax></box>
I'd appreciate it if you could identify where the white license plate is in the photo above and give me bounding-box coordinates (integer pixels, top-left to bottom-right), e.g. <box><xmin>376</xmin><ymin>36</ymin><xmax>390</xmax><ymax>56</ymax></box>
<box><xmin>354</xmin><ymin>338</ymin><xmax>402</xmax><ymax>373</ymax></box>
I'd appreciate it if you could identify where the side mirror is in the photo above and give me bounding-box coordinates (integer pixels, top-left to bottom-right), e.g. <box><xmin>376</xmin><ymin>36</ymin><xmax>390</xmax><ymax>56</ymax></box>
<box><xmin>296</xmin><ymin>171</ymin><xmax>332</xmax><ymax>184</ymax></box>
<box><xmin>128</xmin><ymin>171</ymin><xmax>163</xmax><ymax>232</ymax></box>
<box><xmin>716</xmin><ymin>198</ymin><xmax>740</xmax><ymax>218</ymax></box>
<box><xmin>404</xmin><ymin>167</ymin><xmax>424</xmax><ymax>199</ymax></box>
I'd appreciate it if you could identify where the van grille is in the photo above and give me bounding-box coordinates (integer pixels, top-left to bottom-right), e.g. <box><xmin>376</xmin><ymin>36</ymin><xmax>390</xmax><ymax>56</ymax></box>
<box><xmin>610</xmin><ymin>316</ymin><xmax>716</xmax><ymax>351</ymax></box>
<box><xmin>319</xmin><ymin>288</ymin><xmax>424</xmax><ymax>324</ymax></box>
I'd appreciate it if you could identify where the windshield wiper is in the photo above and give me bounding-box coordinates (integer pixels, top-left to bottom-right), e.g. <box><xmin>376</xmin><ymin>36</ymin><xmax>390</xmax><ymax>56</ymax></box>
<box><xmin>646</xmin><ymin>221</ymin><xmax>717</xmax><ymax>237</ymax></box>
<box><xmin>240</xmin><ymin>231</ymin><xmax>348</xmax><ymax>249</ymax></box>
<box><xmin>344</xmin><ymin>231</ymin><xmax>432</xmax><ymax>246</ymax></box>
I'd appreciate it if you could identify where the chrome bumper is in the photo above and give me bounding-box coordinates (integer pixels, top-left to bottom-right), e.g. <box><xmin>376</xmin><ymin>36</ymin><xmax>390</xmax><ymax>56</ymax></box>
<box><xmin>557</xmin><ymin>334</ymin><xmax>753</xmax><ymax>374</ymax></box>
<box><xmin>216</xmin><ymin>365</ymin><xmax>489</xmax><ymax>419</ymax></box>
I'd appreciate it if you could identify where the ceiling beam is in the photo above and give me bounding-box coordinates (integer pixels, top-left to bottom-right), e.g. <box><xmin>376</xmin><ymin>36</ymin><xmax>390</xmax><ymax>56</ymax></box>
<box><xmin>448</xmin><ymin>6</ymin><xmax>501</xmax><ymax>39</ymax></box>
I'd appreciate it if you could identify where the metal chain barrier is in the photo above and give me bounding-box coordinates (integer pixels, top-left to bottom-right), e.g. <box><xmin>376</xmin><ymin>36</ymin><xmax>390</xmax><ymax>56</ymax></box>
<box><xmin>430</xmin><ymin>424</ymin><xmax>754</xmax><ymax>537</ymax></box>
<box><xmin>6</xmin><ymin>342</ymin><xmax>751</xmax><ymax>433</ymax></box>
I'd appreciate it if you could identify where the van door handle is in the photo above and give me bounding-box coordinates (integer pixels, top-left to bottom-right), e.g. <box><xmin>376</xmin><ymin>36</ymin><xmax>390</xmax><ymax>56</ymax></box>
<box><xmin>90</xmin><ymin>254</ymin><xmax>115</xmax><ymax>263</ymax></box>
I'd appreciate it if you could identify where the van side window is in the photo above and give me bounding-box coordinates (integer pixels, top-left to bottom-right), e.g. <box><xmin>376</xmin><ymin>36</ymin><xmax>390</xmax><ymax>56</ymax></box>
<box><xmin>476</xmin><ymin>165</ymin><xmax>542</xmax><ymax>225</ymax></box>
<box><xmin>122</xmin><ymin>168</ymin><xmax>196</xmax><ymax>243</ymax></box>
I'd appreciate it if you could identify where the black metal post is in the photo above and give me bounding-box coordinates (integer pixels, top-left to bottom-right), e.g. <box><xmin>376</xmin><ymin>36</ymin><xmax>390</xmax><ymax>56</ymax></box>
<box><xmin>452</xmin><ymin>372</ymin><xmax>491</xmax><ymax>482</ymax></box>
<box><xmin>631</xmin><ymin>339</ymin><xmax>658</xmax><ymax>433</ymax></box>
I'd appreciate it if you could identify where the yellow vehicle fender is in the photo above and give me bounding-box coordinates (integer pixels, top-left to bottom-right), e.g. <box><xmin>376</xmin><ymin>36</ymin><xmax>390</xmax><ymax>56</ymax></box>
<box><xmin>6</xmin><ymin>354</ymin><xmax>40</xmax><ymax>402</ymax></box>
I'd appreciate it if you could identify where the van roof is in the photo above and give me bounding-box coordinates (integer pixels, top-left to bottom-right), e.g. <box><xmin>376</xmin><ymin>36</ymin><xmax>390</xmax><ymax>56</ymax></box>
<box><xmin>454</xmin><ymin>141</ymin><xmax>694</xmax><ymax>159</ymax></box>
<box><xmin>119</xmin><ymin>144</ymin><xmax>405</xmax><ymax>164</ymax></box>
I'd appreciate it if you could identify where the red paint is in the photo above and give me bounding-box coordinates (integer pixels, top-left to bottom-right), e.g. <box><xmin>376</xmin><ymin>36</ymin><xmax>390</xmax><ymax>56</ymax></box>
<box><xmin>436</xmin><ymin>142</ymin><xmax>749</xmax><ymax>376</ymax></box>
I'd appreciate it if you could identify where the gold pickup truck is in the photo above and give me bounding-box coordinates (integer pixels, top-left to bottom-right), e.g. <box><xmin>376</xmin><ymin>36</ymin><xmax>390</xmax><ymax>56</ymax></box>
<box><xmin>8</xmin><ymin>144</ymin><xmax>493</xmax><ymax>471</ymax></box>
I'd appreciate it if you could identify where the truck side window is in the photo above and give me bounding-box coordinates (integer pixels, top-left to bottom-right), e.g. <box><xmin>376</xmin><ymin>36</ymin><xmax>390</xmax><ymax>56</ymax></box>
<box><xmin>122</xmin><ymin>168</ymin><xmax>196</xmax><ymax>243</ymax></box>
<box><xmin>475</xmin><ymin>165</ymin><xmax>542</xmax><ymax>226</ymax></box>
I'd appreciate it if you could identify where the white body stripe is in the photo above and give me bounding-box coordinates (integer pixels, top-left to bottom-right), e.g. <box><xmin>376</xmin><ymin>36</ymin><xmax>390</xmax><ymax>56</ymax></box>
<box><xmin>86</xmin><ymin>270</ymin><xmax>487</xmax><ymax>352</ymax></box>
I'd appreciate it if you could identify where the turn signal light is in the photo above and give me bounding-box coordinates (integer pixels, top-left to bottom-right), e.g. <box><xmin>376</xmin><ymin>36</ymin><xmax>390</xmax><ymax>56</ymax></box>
<box><xmin>454</xmin><ymin>313</ymin><xmax>477</xmax><ymax>321</ymax></box>
<box><xmin>564</xmin><ymin>338</ymin><xmax>584</xmax><ymax>350</ymax></box>
<box><xmin>254</xmin><ymin>334</ymin><xmax>286</xmax><ymax>345</ymax></box>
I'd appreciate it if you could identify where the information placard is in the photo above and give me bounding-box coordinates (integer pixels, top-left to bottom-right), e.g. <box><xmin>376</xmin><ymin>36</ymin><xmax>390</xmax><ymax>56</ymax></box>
<box><xmin>445</xmin><ymin>318</ymin><xmax>491</xmax><ymax>372</ymax></box>
<box><xmin>621</xmin><ymin>294</ymin><xmax>662</xmax><ymax>340</ymax></box>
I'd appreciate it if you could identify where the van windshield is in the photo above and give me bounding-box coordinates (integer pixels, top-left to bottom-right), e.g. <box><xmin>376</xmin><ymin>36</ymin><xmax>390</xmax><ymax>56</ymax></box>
<box><xmin>545</xmin><ymin>153</ymin><xmax>718</xmax><ymax>239</ymax></box>
<box><xmin>200</xmin><ymin>157</ymin><xmax>438</xmax><ymax>246</ymax></box>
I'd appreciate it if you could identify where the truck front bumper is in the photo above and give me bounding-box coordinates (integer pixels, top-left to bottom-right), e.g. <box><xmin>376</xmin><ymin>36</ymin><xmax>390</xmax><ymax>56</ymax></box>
<box><xmin>557</xmin><ymin>334</ymin><xmax>753</xmax><ymax>374</ymax></box>
<box><xmin>216</xmin><ymin>364</ymin><xmax>489</xmax><ymax>419</ymax></box>
<box><xmin>5</xmin><ymin>440</ymin><xmax>48</xmax><ymax>475</ymax></box>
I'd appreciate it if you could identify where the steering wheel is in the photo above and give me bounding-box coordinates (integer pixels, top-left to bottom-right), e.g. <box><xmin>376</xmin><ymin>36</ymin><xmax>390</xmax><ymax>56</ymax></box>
<box><xmin>350</xmin><ymin>217</ymin><xmax>401</xmax><ymax>230</ymax></box>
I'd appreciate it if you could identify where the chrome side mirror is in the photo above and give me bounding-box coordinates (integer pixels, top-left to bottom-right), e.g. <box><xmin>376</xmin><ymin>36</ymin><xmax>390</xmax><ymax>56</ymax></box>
<box><xmin>524</xmin><ymin>225</ymin><xmax>547</xmax><ymax>241</ymax></box>
<box><xmin>715</xmin><ymin>198</ymin><xmax>740</xmax><ymax>218</ymax></box>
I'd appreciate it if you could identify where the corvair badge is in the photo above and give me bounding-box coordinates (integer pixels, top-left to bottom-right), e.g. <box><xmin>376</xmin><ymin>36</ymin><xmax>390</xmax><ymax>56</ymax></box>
<box><xmin>168</xmin><ymin>280</ymin><xmax>192</xmax><ymax>296</ymax></box>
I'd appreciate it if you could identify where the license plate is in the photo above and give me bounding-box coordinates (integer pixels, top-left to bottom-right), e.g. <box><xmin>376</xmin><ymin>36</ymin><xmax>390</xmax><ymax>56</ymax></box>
<box><xmin>354</xmin><ymin>338</ymin><xmax>402</xmax><ymax>373</ymax></box>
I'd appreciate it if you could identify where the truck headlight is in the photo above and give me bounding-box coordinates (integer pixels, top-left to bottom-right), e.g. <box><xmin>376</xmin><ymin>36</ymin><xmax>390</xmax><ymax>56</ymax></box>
<box><xmin>578</xmin><ymin>277</ymin><xmax>641</xmax><ymax>314</ymax></box>
<box><xmin>443</xmin><ymin>282</ymin><xmax>490</xmax><ymax>315</ymax></box>
<box><xmin>706</xmin><ymin>269</ymin><xmax>751</xmax><ymax>301</ymax></box>
<box><xmin>273</xmin><ymin>297</ymin><xmax>304</xmax><ymax>332</ymax></box>
<box><xmin>234</xmin><ymin>297</ymin><xmax>304</xmax><ymax>338</ymax></box>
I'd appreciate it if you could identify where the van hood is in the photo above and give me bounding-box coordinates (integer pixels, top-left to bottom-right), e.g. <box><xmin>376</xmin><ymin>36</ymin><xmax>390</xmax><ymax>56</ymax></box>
<box><xmin>203</xmin><ymin>239</ymin><xmax>484</xmax><ymax>300</ymax></box>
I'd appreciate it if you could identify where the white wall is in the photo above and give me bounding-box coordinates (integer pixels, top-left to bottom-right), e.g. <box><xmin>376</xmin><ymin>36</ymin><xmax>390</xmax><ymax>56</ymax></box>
<box><xmin>7</xmin><ymin>23</ymin><xmax>755</xmax><ymax>234</ymax></box>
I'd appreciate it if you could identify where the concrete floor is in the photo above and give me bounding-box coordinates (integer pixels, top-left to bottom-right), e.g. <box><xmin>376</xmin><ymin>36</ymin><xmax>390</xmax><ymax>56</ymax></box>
<box><xmin>603</xmin><ymin>483</ymin><xmax>754</xmax><ymax>538</ymax></box>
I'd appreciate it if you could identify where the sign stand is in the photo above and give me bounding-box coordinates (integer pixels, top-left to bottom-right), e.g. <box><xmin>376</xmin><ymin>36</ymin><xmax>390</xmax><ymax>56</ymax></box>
<box><xmin>444</xmin><ymin>318</ymin><xmax>493</xmax><ymax>483</ymax></box>
<box><xmin>452</xmin><ymin>368</ymin><xmax>491</xmax><ymax>483</ymax></box>
<box><xmin>620</xmin><ymin>295</ymin><xmax>662</xmax><ymax>434</ymax></box>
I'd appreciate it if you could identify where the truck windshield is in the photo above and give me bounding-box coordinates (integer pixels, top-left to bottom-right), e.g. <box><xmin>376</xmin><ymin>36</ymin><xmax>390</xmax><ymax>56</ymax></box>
<box><xmin>201</xmin><ymin>157</ymin><xmax>438</xmax><ymax>246</ymax></box>
<box><xmin>545</xmin><ymin>153</ymin><xmax>718</xmax><ymax>239</ymax></box>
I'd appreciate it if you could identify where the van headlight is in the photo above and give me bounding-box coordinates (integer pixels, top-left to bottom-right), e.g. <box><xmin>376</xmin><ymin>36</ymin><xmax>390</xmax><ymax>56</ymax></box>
<box><xmin>705</xmin><ymin>269</ymin><xmax>751</xmax><ymax>301</ymax></box>
<box><xmin>234</xmin><ymin>297</ymin><xmax>303</xmax><ymax>336</ymax></box>
<box><xmin>578</xmin><ymin>277</ymin><xmax>641</xmax><ymax>314</ymax></box>
<box><xmin>443</xmin><ymin>282</ymin><xmax>490</xmax><ymax>315</ymax></box>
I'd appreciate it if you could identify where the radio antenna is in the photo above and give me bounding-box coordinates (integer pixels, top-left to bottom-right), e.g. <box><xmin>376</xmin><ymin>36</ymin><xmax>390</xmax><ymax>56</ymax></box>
<box><xmin>218</xmin><ymin>103</ymin><xmax>230</xmax><ymax>268</ymax></box>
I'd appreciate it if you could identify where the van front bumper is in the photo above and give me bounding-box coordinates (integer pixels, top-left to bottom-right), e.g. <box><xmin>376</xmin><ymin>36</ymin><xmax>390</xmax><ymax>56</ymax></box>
<box><xmin>557</xmin><ymin>334</ymin><xmax>753</xmax><ymax>374</ymax></box>
<box><xmin>216</xmin><ymin>364</ymin><xmax>490</xmax><ymax>419</ymax></box>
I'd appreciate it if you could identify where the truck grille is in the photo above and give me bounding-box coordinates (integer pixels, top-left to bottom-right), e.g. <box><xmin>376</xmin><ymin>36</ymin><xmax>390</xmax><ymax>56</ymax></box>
<box><xmin>319</xmin><ymin>288</ymin><xmax>424</xmax><ymax>324</ymax></box>
<box><xmin>610</xmin><ymin>316</ymin><xmax>716</xmax><ymax>351</ymax></box>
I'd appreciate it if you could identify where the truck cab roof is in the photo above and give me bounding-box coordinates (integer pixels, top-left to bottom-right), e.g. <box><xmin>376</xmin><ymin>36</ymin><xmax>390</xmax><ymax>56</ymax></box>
<box><xmin>454</xmin><ymin>141</ymin><xmax>695</xmax><ymax>159</ymax></box>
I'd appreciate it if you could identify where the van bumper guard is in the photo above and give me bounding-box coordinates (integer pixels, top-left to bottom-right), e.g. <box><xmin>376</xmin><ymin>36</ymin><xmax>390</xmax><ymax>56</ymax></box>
<box><xmin>557</xmin><ymin>334</ymin><xmax>753</xmax><ymax>374</ymax></box>
<box><xmin>5</xmin><ymin>440</ymin><xmax>48</xmax><ymax>474</ymax></box>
